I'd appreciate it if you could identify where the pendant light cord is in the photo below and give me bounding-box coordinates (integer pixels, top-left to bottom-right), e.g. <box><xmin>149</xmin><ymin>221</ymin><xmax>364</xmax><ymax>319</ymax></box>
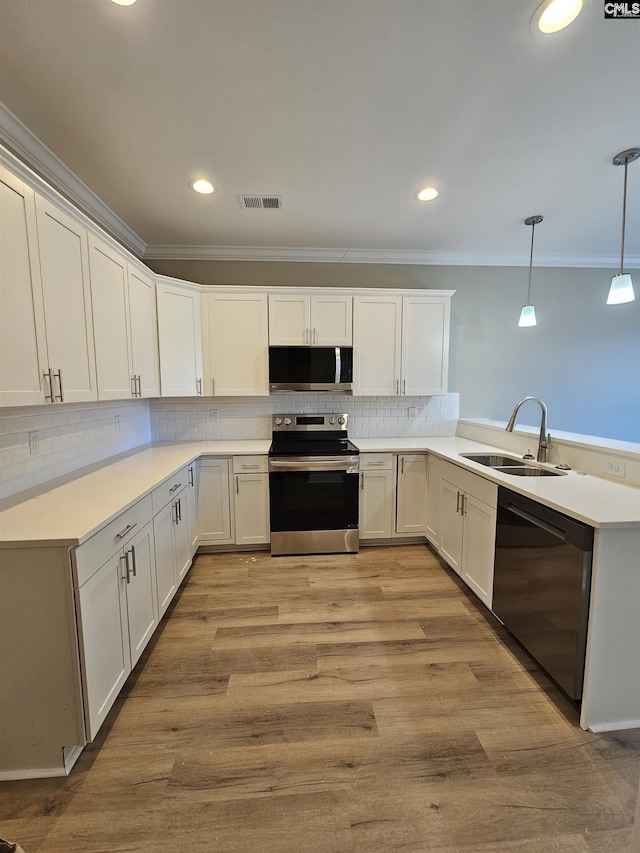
<box><xmin>526</xmin><ymin>221</ymin><xmax>536</xmax><ymax>305</ymax></box>
<box><xmin>620</xmin><ymin>158</ymin><xmax>628</xmax><ymax>276</ymax></box>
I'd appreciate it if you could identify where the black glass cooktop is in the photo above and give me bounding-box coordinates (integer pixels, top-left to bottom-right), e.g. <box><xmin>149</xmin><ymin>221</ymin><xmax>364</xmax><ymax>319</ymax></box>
<box><xmin>268</xmin><ymin>437</ymin><xmax>359</xmax><ymax>457</ymax></box>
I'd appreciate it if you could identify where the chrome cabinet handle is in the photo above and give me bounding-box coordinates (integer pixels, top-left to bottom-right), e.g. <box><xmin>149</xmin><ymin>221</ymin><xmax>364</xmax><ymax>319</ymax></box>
<box><xmin>401</xmin><ymin>456</ymin><xmax>405</xmax><ymax>475</ymax></box>
<box><xmin>236</xmin><ymin>475</ymin><xmax>239</xmax><ymax>495</ymax></box>
<box><xmin>120</xmin><ymin>553</ymin><xmax>131</xmax><ymax>584</ymax></box>
<box><xmin>53</xmin><ymin>369</ymin><xmax>64</xmax><ymax>402</ymax></box>
<box><xmin>44</xmin><ymin>369</ymin><xmax>54</xmax><ymax>402</ymax></box>
<box><xmin>197</xmin><ymin>377</ymin><xmax>203</xmax><ymax>395</ymax></box>
<box><xmin>173</xmin><ymin>500</ymin><xmax>179</xmax><ymax>524</ymax></box>
<box><xmin>136</xmin><ymin>375</ymin><xmax>142</xmax><ymax>397</ymax></box>
<box><xmin>211</xmin><ymin>378</ymin><xmax>216</xmax><ymax>396</ymax></box>
<box><xmin>361</xmin><ymin>473</ymin><xmax>364</xmax><ymax>491</ymax></box>
<box><xmin>313</xmin><ymin>327</ymin><xmax>317</xmax><ymax>345</ymax></box>
<box><xmin>131</xmin><ymin>375</ymin><xmax>137</xmax><ymax>397</ymax></box>
<box><xmin>176</xmin><ymin>498</ymin><xmax>182</xmax><ymax>522</ymax></box>
<box><xmin>461</xmin><ymin>495</ymin><xmax>467</xmax><ymax>516</ymax></box>
<box><xmin>116</xmin><ymin>522</ymin><xmax>137</xmax><ymax>539</ymax></box>
<box><xmin>129</xmin><ymin>545</ymin><xmax>137</xmax><ymax>577</ymax></box>
<box><xmin>188</xmin><ymin>466</ymin><xmax>194</xmax><ymax>486</ymax></box>
<box><xmin>396</xmin><ymin>378</ymin><xmax>399</xmax><ymax>394</ymax></box>
<box><xmin>169</xmin><ymin>482</ymin><xmax>182</xmax><ymax>493</ymax></box>
<box><xmin>402</xmin><ymin>379</ymin><xmax>406</xmax><ymax>396</ymax></box>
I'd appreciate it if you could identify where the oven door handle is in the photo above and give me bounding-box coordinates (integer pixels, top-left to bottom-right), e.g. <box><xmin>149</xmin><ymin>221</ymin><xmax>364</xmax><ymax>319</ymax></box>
<box><xmin>269</xmin><ymin>459</ymin><xmax>359</xmax><ymax>473</ymax></box>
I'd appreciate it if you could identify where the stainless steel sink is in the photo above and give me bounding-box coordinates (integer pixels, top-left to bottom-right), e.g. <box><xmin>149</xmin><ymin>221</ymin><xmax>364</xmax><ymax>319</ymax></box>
<box><xmin>459</xmin><ymin>452</ymin><xmax>561</xmax><ymax>477</ymax></box>
<box><xmin>492</xmin><ymin>465</ymin><xmax>559</xmax><ymax>477</ymax></box>
<box><xmin>460</xmin><ymin>453</ymin><xmax>527</xmax><ymax>467</ymax></box>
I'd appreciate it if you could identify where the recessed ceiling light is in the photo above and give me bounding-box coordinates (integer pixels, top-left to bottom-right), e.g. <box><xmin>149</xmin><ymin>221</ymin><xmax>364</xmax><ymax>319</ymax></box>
<box><xmin>415</xmin><ymin>186</ymin><xmax>439</xmax><ymax>202</ymax></box>
<box><xmin>111</xmin><ymin>0</ymin><xmax>137</xmax><ymax>6</ymax></box>
<box><xmin>189</xmin><ymin>179</ymin><xmax>215</xmax><ymax>195</ymax></box>
<box><xmin>533</xmin><ymin>0</ymin><xmax>583</xmax><ymax>33</ymax></box>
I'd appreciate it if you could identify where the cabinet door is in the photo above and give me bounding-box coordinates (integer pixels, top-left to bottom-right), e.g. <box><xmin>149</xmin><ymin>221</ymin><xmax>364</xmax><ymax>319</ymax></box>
<box><xmin>268</xmin><ymin>294</ymin><xmax>310</xmax><ymax>345</ymax></box>
<box><xmin>234</xmin><ymin>472</ymin><xmax>270</xmax><ymax>546</ymax></box>
<box><xmin>439</xmin><ymin>478</ymin><xmax>464</xmax><ymax>575</ymax></box>
<box><xmin>186</xmin><ymin>463</ymin><xmax>199</xmax><ymax>554</ymax></box>
<box><xmin>360</xmin><ymin>469</ymin><xmax>395</xmax><ymax>539</ymax></box>
<box><xmin>0</xmin><ymin>166</ymin><xmax>48</xmax><ymax>406</ymax></box>
<box><xmin>396</xmin><ymin>454</ymin><xmax>428</xmax><ymax>535</ymax></box>
<box><xmin>311</xmin><ymin>294</ymin><xmax>353</xmax><ymax>345</ymax></box>
<box><xmin>203</xmin><ymin>292</ymin><xmax>269</xmax><ymax>395</ymax></box>
<box><xmin>156</xmin><ymin>281</ymin><xmax>202</xmax><ymax>396</ymax></box>
<box><xmin>401</xmin><ymin>295</ymin><xmax>450</xmax><ymax>396</ymax></box>
<box><xmin>425</xmin><ymin>456</ymin><xmax>441</xmax><ymax>547</ymax></box>
<box><xmin>153</xmin><ymin>500</ymin><xmax>177</xmax><ymax>616</ymax></box>
<box><xmin>88</xmin><ymin>236</ymin><xmax>133</xmax><ymax>400</ymax></box>
<box><xmin>123</xmin><ymin>522</ymin><xmax>158</xmax><ymax>667</ymax></box>
<box><xmin>34</xmin><ymin>195</ymin><xmax>97</xmax><ymax>402</ymax></box>
<box><xmin>174</xmin><ymin>492</ymin><xmax>192</xmax><ymax>583</ymax></box>
<box><xmin>461</xmin><ymin>494</ymin><xmax>496</xmax><ymax>609</ymax></box>
<box><xmin>353</xmin><ymin>295</ymin><xmax>401</xmax><ymax>395</ymax></box>
<box><xmin>75</xmin><ymin>552</ymin><xmax>130</xmax><ymax>740</ymax></box>
<box><xmin>198</xmin><ymin>458</ymin><xmax>233</xmax><ymax>543</ymax></box>
<box><xmin>127</xmin><ymin>265</ymin><xmax>160</xmax><ymax>397</ymax></box>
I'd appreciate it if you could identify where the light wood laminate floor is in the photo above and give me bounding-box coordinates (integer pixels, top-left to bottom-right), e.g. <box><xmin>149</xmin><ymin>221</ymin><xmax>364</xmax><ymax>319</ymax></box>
<box><xmin>2</xmin><ymin>545</ymin><xmax>639</xmax><ymax>852</ymax></box>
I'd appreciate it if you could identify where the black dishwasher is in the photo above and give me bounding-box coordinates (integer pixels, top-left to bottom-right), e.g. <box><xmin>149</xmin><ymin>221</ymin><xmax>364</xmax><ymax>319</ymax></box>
<box><xmin>493</xmin><ymin>487</ymin><xmax>594</xmax><ymax>701</ymax></box>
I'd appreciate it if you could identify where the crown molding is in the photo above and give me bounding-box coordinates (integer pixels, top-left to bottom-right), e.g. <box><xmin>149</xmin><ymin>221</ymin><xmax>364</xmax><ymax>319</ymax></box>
<box><xmin>144</xmin><ymin>243</ymin><xmax>640</xmax><ymax>269</ymax></box>
<box><xmin>0</xmin><ymin>103</ymin><xmax>145</xmax><ymax>258</ymax></box>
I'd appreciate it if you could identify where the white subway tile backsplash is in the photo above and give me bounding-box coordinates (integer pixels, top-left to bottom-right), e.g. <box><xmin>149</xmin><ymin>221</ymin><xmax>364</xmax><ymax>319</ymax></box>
<box><xmin>149</xmin><ymin>393</ymin><xmax>459</xmax><ymax>442</ymax></box>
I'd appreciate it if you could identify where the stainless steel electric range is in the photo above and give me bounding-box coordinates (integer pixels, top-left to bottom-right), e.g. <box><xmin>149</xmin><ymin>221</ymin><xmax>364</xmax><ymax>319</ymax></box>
<box><xmin>268</xmin><ymin>414</ymin><xmax>360</xmax><ymax>556</ymax></box>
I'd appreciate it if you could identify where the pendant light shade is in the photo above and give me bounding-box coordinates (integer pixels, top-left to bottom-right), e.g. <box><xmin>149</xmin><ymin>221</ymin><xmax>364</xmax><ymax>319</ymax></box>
<box><xmin>518</xmin><ymin>215</ymin><xmax>543</xmax><ymax>328</ymax></box>
<box><xmin>607</xmin><ymin>148</ymin><xmax>639</xmax><ymax>305</ymax></box>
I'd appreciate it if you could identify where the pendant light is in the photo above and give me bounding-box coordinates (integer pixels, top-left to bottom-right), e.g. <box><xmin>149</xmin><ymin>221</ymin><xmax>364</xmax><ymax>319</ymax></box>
<box><xmin>607</xmin><ymin>148</ymin><xmax>640</xmax><ymax>305</ymax></box>
<box><xmin>518</xmin><ymin>215</ymin><xmax>543</xmax><ymax>327</ymax></box>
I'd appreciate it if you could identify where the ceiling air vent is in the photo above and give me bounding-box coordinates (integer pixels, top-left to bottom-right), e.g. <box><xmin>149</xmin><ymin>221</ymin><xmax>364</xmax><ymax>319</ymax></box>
<box><xmin>238</xmin><ymin>194</ymin><xmax>283</xmax><ymax>210</ymax></box>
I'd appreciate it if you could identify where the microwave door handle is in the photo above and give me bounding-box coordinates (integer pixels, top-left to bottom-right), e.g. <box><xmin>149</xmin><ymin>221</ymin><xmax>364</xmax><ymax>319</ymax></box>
<box><xmin>335</xmin><ymin>347</ymin><xmax>341</xmax><ymax>384</ymax></box>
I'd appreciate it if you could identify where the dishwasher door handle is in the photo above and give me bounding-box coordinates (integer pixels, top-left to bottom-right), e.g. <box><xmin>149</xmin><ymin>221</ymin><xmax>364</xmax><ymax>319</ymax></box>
<box><xmin>506</xmin><ymin>503</ymin><xmax>567</xmax><ymax>541</ymax></box>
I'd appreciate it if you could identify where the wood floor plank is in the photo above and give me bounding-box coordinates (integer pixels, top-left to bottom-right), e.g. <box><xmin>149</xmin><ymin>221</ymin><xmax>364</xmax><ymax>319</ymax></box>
<box><xmin>1</xmin><ymin>544</ymin><xmax>637</xmax><ymax>853</ymax></box>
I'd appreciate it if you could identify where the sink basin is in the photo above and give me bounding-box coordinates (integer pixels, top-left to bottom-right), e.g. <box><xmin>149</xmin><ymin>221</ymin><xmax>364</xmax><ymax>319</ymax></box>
<box><xmin>493</xmin><ymin>465</ymin><xmax>560</xmax><ymax>477</ymax></box>
<box><xmin>459</xmin><ymin>452</ymin><xmax>562</xmax><ymax>477</ymax></box>
<box><xmin>460</xmin><ymin>453</ymin><xmax>527</xmax><ymax>467</ymax></box>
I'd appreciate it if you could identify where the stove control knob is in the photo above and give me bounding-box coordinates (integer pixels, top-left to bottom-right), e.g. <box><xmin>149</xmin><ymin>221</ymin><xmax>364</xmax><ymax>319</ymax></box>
<box><xmin>284</xmin><ymin>417</ymin><xmax>292</xmax><ymax>426</ymax></box>
<box><xmin>338</xmin><ymin>416</ymin><xmax>346</xmax><ymax>425</ymax></box>
<box><xmin>274</xmin><ymin>417</ymin><xmax>283</xmax><ymax>426</ymax></box>
<box><xmin>329</xmin><ymin>416</ymin><xmax>337</xmax><ymax>425</ymax></box>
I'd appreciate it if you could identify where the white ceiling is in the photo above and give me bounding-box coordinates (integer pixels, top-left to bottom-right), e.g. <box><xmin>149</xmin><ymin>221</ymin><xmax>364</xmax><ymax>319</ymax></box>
<box><xmin>0</xmin><ymin>0</ymin><xmax>639</xmax><ymax>267</ymax></box>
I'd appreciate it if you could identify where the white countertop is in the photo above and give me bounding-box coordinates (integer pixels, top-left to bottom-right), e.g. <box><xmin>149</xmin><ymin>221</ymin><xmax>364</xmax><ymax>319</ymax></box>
<box><xmin>1</xmin><ymin>435</ymin><xmax>638</xmax><ymax>549</ymax></box>
<box><xmin>0</xmin><ymin>441</ymin><xmax>270</xmax><ymax>549</ymax></box>
<box><xmin>354</xmin><ymin>437</ymin><xmax>640</xmax><ymax>529</ymax></box>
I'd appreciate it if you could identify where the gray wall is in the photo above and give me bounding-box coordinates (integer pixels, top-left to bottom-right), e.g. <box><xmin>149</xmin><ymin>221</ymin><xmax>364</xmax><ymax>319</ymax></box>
<box><xmin>148</xmin><ymin>260</ymin><xmax>640</xmax><ymax>442</ymax></box>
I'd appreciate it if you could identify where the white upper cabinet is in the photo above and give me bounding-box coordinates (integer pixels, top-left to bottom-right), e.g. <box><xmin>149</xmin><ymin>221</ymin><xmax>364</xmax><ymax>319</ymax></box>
<box><xmin>353</xmin><ymin>293</ymin><xmax>451</xmax><ymax>397</ymax></box>
<box><xmin>202</xmin><ymin>291</ymin><xmax>269</xmax><ymax>396</ymax></box>
<box><xmin>353</xmin><ymin>294</ymin><xmax>402</xmax><ymax>395</ymax></box>
<box><xmin>156</xmin><ymin>279</ymin><xmax>203</xmax><ymax>397</ymax></box>
<box><xmin>268</xmin><ymin>293</ymin><xmax>353</xmax><ymax>345</ymax></box>
<box><xmin>34</xmin><ymin>195</ymin><xmax>98</xmax><ymax>403</ymax></box>
<box><xmin>88</xmin><ymin>235</ymin><xmax>133</xmax><ymax>401</ymax></box>
<box><xmin>0</xmin><ymin>165</ymin><xmax>48</xmax><ymax>406</ymax></box>
<box><xmin>127</xmin><ymin>265</ymin><xmax>160</xmax><ymax>398</ymax></box>
<box><xmin>401</xmin><ymin>295</ymin><xmax>450</xmax><ymax>396</ymax></box>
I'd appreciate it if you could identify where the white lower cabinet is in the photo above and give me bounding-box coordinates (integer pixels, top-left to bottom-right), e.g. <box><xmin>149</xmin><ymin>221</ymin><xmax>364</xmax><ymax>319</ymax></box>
<box><xmin>75</xmin><ymin>519</ymin><xmax>157</xmax><ymax>740</ymax></box>
<box><xmin>425</xmin><ymin>455</ymin><xmax>441</xmax><ymax>547</ymax></box>
<box><xmin>198</xmin><ymin>457</ymin><xmax>233</xmax><ymax>544</ymax></box>
<box><xmin>359</xmin><ymin>454</ymin><xmax>395</xmax><ymax>539</ymax></box>
<box><xmin>395</xmin><ymin>454</ymin><xmax>428</xmax><ymax>535</ymax></box>
<box><xmin>439</xmin><ymin>460</ymin><xmax>497</xmax><ymax>608</ymax></box>
<box><xmin>152</xmin><ymin>481</ymin><xmax>192</xmax><ymax>616</ymax></box>
<box><xmin>232</xmin><ymin>456</ymin><xmax>270</xmax><ymax>546</ymax></box>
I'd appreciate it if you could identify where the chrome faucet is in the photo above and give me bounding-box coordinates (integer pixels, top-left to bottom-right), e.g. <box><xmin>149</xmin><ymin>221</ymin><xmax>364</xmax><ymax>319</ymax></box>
<box><xmin>505</xmin><ymin>397</ymin><xmax>551</xmax><ymax>463</ymax></box>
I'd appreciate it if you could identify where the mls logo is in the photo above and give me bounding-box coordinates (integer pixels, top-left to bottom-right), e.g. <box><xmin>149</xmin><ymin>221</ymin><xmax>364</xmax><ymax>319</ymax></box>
<box><xmin>604</xmin><ymin>1</ymin><xmax>640</xmax><ymax>17</ymax></box>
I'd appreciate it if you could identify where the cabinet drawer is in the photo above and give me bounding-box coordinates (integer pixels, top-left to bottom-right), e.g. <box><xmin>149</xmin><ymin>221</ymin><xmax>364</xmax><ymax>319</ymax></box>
<box><xmin>440</xmin><ymin>459</ymin><xmax>497</xmax><ymax>507</ymax></box>
<box><xmin>73</xmin><ymin>493</ymin><xmax>153</xmax><ymax>587</ymax></box>
<box><xmin>232</xmin><ymin>455</ymin><xmax>268</xmax><ymax>474</ymax></box>
<box><xmin>360</xmin><ymin>453</ymin><xmax>394</xmax><ymax>471</ymax></box>
<box><xmin>151</xmin><ymin>465</ymin><xmax>190</xmax><ymax>514</ymax></box>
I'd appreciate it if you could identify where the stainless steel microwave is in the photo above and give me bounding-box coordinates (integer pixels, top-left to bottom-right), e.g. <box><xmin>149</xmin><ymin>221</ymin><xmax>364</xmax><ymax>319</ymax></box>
<box><xmin>268</xmin><ymin>346</ymin><xmax>353</xmax><ymax>393</ymax></box>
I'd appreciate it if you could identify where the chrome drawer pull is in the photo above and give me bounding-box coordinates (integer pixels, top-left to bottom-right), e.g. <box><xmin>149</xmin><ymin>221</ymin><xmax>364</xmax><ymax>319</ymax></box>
<box><xmin>169</xmin><ymin>482</ymin><xmax>182</xmax><ymax>493</ymax></box>
<box><xmin>116</xmin><ymin>522</ymin><xmax>137</xmax><ymax>539</ymax></box>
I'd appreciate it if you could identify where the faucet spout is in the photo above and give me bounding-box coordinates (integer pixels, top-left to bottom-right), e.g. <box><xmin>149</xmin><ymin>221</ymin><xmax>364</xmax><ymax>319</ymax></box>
<box><xmin>505</xmin><ymin>397</ymin><xmax>550</xmax><ymax>463</ymax></box>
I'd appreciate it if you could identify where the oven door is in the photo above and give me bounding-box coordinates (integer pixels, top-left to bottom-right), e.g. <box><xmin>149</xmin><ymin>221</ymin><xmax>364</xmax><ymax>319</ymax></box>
<box><xmin>268</xmin><ymin>456</ymin><xmax>359</xmax><ymax>555</ymax></box>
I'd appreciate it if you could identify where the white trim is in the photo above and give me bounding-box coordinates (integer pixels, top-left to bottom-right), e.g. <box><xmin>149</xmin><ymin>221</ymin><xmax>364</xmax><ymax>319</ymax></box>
<box><xmin>0</xmin><ymin>104</ymin><xmax>145</xmax><ymax>258</ymax></box>
<box><xmin>587</xmin><ymin>719</ymin><xmax>640</xmax><ymax>733</ymax></box>
<box><xmin>63</xmin><ymin>743</ymin><xmax>84</xmax><ymax>773</ymax></box>
<box><xmin>0</xmin><ymin>765</ymin><xmax>69</xmax><ymax>781</ymax></box>
<box><xmin>144</xmin><ymin>243</ymin><xmax>640</xmax><ymax>268</ymax></box>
